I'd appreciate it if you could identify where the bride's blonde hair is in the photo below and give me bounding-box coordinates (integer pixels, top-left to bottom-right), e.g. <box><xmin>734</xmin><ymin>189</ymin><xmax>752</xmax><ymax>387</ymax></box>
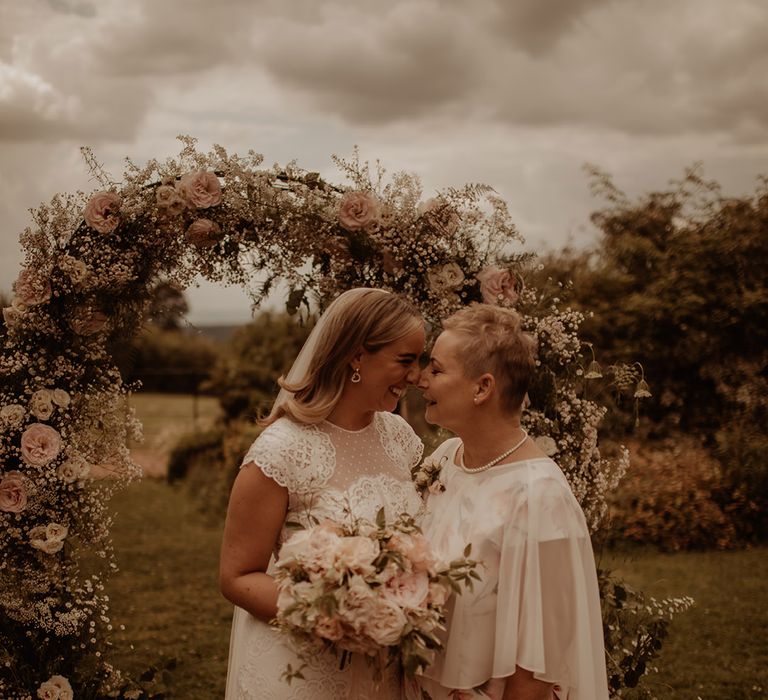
<box><xmin>262</xmin><ymin>289</ymin><xmax>422</xmax><ymax>426</ymax></box>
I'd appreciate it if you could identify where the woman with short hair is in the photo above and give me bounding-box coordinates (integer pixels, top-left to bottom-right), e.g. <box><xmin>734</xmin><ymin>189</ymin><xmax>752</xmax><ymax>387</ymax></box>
<box><xmin>221</xmin><ymin>288</ymin><xmax>426</xmax><ymax>699</ymax></box>
<box><xmin>415</xmin><ymin>303</ymin><xmax>609</xmax><ymax>700</ymax></box>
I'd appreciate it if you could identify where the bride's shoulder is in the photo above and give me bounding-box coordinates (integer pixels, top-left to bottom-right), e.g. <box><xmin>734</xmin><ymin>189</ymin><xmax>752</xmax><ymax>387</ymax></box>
<box><xmin>375</xmin><ymin>410</ymin><xmax>416</xmax><ymax>434</ymax></box>
<box><xmin>258</xmin><ymin>416</ymin><xmax>313</xmax><ymax>440</ymax></box>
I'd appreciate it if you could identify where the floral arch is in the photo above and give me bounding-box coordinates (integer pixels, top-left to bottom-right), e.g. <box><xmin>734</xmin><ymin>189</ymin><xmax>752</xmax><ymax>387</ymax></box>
<box><xmin>1</xmin><ymin>137</ymin><xmax>638</xmax><ymax>697</ymax></box>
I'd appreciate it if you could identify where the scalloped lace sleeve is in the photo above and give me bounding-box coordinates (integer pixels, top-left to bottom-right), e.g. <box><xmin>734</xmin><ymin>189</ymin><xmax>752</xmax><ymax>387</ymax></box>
<box><xmin>240</xmin><ymin>418</ymin><xmax>335</xmax><ymax>494</ymax></box>
<box><xmin>376</xmin><ymin>411</ymin><xmax>424</xmax><ymax>472</ymax></box>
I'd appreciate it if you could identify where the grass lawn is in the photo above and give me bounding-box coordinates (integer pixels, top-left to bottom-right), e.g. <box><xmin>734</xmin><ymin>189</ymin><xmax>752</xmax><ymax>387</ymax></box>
<box><xmin>106</xmin><ymin>478</ymin><xmax>232</xmax><ymax>699</ymax></box>
<box><xmin>604</xmin><ymin>547</ymin><xmax>768</xmax><ymax>699</ymax></box>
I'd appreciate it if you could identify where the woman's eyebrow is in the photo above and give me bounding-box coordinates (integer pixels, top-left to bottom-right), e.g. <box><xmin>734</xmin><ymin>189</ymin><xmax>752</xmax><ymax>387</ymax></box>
<box><xmin>397</xmin><ymin>352</ymin><xmax>419</xmax><ymax>360</ymax></box>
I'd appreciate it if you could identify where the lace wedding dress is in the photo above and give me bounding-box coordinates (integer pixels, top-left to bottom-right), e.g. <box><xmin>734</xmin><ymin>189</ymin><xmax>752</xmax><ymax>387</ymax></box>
<box><xmin>224</xmin><ymin>410</ymin><xmax>424</xmax><ymax>700</ymax></box>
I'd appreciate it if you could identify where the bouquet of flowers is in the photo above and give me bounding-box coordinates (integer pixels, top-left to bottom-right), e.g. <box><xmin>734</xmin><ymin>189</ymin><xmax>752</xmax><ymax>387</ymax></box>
<box><xmin>273</xmin><ymin>509</ymin><xmax>478</xmax><ymax>681</ymax></box>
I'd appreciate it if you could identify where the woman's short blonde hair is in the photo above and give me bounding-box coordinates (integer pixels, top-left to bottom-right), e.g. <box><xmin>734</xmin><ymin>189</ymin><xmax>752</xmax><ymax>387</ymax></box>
<box><xmin>263</xmin><ymin>289</ymin><xmax>422</xmax><ymax>426</ymax></box>
<box><xmin>442</xmin><ymin>303</ymin><xmax>536</xmax><ymax>413</ymax></box>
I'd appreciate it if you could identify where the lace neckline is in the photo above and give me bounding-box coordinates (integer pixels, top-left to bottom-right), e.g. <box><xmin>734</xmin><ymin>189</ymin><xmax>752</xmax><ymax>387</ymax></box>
<box><xmin>321</xmin><ymin>414</ymin><xmax>378</xmax><ymax>434</ymax></box>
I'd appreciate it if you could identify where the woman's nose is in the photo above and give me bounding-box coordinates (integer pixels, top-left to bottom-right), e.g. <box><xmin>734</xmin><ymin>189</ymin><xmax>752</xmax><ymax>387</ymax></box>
<box><xmin>405</xmin><ymin>364</ymin><xmax>421</xmax><ymax>385</ymax></box>
<box><xmin>415</xmin><ymin>368</ymin><xmax>429</xmax><ymax>389</ymax></box>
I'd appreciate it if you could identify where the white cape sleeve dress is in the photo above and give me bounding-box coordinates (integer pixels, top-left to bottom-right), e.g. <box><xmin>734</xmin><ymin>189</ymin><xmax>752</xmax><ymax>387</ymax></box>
<box><xmin>416</xmin><ymin>438</ymin><xmax>609</xmax><ymax>700</ymax></box>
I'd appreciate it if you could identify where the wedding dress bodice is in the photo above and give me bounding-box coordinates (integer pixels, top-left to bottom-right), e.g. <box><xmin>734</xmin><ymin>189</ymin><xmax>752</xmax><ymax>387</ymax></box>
<box><xmin>241</xmin><ymin>411</ymin><xmax>424</xmax><ymax>546</ymax></box>
<box><xmin>226</xmin><ymin>411</ymin><xmax>423</xmax><ymax>700</ymax></box>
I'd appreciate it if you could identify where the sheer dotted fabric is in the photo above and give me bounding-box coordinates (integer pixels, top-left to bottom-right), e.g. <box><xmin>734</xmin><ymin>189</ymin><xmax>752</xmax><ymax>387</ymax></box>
<box><xmin>225</xmin><ymin>411</ymin><xmax>424</xmax><ymax>699</ymax></box>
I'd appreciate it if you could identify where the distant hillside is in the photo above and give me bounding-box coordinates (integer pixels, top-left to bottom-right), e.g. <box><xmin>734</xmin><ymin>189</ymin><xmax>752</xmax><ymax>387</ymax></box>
<box><xmin>183</xmin><ymin>323</ymin><xmax>244</xmax><ymax>343</ymax></box>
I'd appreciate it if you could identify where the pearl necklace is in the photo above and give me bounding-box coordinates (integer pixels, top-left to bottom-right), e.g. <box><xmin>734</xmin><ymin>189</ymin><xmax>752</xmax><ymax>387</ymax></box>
<box><xmin>459</xmin><ymin>430</ymin><xmax>529</xmax><ymax>473</ymax></box>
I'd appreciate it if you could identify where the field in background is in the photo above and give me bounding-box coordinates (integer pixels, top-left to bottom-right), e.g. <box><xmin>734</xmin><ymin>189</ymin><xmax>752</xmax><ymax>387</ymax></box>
<box><xmin>127</xmin><ymin>392</ymin><xmax>222</xmax><ymax>476</ymax></box>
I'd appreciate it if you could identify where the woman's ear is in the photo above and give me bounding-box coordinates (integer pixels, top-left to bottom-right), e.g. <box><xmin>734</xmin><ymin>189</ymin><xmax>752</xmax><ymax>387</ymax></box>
<box><xmin>473</xmin><ymin>373</ymin><xmax>495</xmax><ymax>405</ymax></box>
<box><xmin>350</xmin><ymin>348</ymin><xmax>364</xmax><ymax>370</ymax></box>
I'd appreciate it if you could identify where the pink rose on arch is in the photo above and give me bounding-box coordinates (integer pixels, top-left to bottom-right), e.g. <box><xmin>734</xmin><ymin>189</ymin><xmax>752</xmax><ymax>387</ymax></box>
<box><xmin>69</xmin><ymin>308</ymin><xmax>108</xmax><ymax>336</ymax></box>
<box><xmin>476</xmin><ymin>266</ymin><xmax>520</xmax><ymax>305</ymax></box>
<box><xmin>0</xmin><ymin>403</ymin><xmax>26</xmax><ymax>428</ymax></box>
<box><xmin>13</xmin><ymin>268</ymin><xmax>51</xmax><ymax>306</ymax></box>
<box><xmin>49</xmin><ymin>675</ymin><xmax>74</xmax><ymax>700</ymax></box>
<box><xmin>185</xmin><ymin>219</ymin><xmax>223</xmax><ymax>248</ymax></box>
<box><xmin>84</xmin><ymin>191</ymin><xmax>121</xmax><ymax>234</ymax></box>
<box><xmin>2</xmin><ymin>305</ymin><xmax>21</xmax><ymax>327</ymax></box>
<box><xmin>155</xmin><ymin>184</ymin><xmax>187</xmax><ymax>216</ymax></box>
<box><xmin>338</xmin><ymin>191</ymin><xmax>380</xmax><ymax>232</ymax></box>
<box><xmin>0</xmin><ymin>471</ymin><xmax>28</xmax><ymax>513</ymax></box>
<box><xmin>29</xmin><ymin>389</ymin><xmax>54</xmax><ymax>421</ymax></box>
<box><xmin>20</xmin><ymin>423</ymin><xmax>62</xmax><ymax>467</ymax></box>
<box><xmin>178</xmin><ymin>171</ymin><xmax>222</xmax><ymax>209</ymax></box>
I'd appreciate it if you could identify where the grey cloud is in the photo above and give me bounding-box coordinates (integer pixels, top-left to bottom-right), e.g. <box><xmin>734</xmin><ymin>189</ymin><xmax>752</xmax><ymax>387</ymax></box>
<box><xmin>487</xmin><ymin>0</ymin><xmax>615</xmax><ymax>55</ymax></box>
<box><xmin>92</xmin><ymin>0</ymin><xmax>263</xmax><ymax>77</ymax></box>
<box><xmin>47</xmin><ymin>0</ymin><xmax>97</xmax><ymax>18</ymax></box>
<box><xmin>256</xmin><ymin>5</ymin><xmax>481</xmax><ymax>124</ymax></box>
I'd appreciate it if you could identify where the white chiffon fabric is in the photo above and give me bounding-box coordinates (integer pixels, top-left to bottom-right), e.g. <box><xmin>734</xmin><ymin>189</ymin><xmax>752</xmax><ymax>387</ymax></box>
<box><xmin>224</xmin><ymin>411</ymin><xmax>424</xmax><ymax>700</ymax></box>
<box><xmin>416</xmin><ymin>438</ymin><xmax>609</xmax><ymax>700</ymax></box>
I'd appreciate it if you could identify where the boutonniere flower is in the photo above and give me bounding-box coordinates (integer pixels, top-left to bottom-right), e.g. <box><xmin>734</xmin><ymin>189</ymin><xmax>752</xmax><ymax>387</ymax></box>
<box><xmin>411</xmin><ymin>455</ymin><xmax>447</xmax><ymax>498</ymax></box>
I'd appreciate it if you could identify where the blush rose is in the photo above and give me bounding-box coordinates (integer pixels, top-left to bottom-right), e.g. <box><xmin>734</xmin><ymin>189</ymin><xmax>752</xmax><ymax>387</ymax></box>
<box><xmin>338</xmin><ymin>191</ymin><xmax>380</xmax><ymax>232</ymax></box>
<box><xmin>476</xmin><ymin>266</ymin><xmax>520</xmax><ymax>305</ymax></box>
<box><xmin>13</xmin><ymin>268</ymin><xmax>51</xmax><ymax>306</ymax></box>
<box><xmin>0</xmin><ymin>471</ymin><xmax>28</xmax><ymax>513</ymax></box>
<box><xmin>185</xmin><ymin>219</ymin><xmax>223</xmax><ymax>248</ymax></box>
<box><xmin>21</xmin><ymin>423</ymin><xmax>62</xmax><ymax>467</ymax></box>
<box><xmin>84</xmin><ymin>191</ymin><xmax>121</xmax><ymax>234</ymax></box>
<box><xmin>178</xmin><ymin>171</ymin><xmax>222</xmax><ymax>209</ymax></box>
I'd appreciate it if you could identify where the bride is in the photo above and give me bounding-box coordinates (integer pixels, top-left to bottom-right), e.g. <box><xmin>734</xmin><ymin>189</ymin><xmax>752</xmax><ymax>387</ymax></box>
<box><xmin>219</xmin><ymin>288</ymin><xmax>425</xmax><ymax>699</ymax></box>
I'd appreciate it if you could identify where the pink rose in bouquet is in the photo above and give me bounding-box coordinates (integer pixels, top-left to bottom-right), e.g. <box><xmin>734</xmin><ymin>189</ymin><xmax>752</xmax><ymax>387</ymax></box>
<box><xmin>21</xmin><ymin>423</ymin><xmax>62</xmax><ymax>467</ymax></box>
<box><xmin>364</xmin><ymin>597</ymin><xmax>408</xmax><ymax>646</ymax></box>
<box><xmin>476</xmin><ymin>266</ymin><xmax>520</xmax><ymax>305</ymax></box>
<box><xmin>13</xmin><ymin>268</ymin><xmax>51</xmax><ymax>306</ymax></box>
<box><xmin>0</xmin><ymin>471</ymin><xmax>28</xmax><ymax>513</ymax></box>
<box><xmin>338</xmin><ymin>191</ymin><xmax>380</xmax><ymax>232</ymax></box>
<box><xmin>178</xmin><ymin>171</ymin><xmax>222</xmax><ymax>209</ymax></box>
<box><xmin>84</xmin><ymin>191</ymin><xmax>121</xmax><ymax>234</ymax></box>
<box><xmin>381</xmin><ymin>570</ymin><xmax>430</xmax><ymax>609</ymax></box>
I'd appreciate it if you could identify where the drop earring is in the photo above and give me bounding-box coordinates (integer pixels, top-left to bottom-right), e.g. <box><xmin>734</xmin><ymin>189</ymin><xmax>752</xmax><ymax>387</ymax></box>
<box><xmin>351</xmin><ymin>368</ymin><xmax>361</xmax><ymax>384</ymax></box>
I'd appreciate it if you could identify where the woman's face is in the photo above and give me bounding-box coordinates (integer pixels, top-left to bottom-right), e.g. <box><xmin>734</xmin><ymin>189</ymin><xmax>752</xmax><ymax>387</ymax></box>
<box><xmin>418</xmin><ymin>330</ymin><xmax>476</xmax><ymax>432</ymax></box>
<box><xmin>357</xmin><ymin>326</ymin><xmax>426</xmax><ymax>413</ymax></box>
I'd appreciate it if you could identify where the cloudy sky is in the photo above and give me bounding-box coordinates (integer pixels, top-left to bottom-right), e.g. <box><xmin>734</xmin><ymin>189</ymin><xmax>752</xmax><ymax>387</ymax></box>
<box><xmin>2</xmin><ymin>0</ymin><xmax>767</xmax><ymax>323</ymax></box>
